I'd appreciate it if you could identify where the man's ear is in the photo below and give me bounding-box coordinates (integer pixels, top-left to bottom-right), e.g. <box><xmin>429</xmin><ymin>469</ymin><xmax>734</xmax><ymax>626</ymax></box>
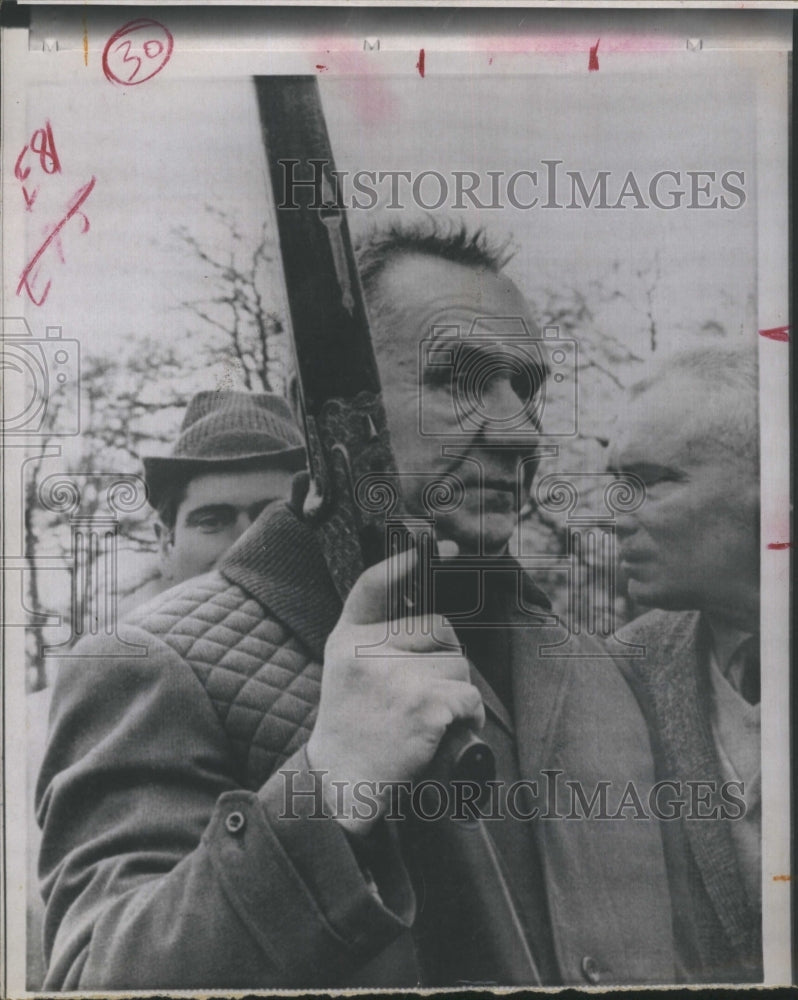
<box><xmin>154</xmin><ymin>521</ymin><xmax>175</xmax><ymax>580</ymax></box>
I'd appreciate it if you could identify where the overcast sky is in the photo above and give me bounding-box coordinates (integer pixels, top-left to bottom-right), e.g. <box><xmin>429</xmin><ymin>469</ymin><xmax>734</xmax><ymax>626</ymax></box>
<box><xmin>16</xmin><ymin>63</ymin><xmax>756</xmax><ymax>387</ymax></box>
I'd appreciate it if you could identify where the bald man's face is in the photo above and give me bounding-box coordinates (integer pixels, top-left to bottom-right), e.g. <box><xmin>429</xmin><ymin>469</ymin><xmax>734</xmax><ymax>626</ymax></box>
<box><xmin>371</xmin><ymin>254</ymin><xmax>542</xmax><ymax>555</ymax></box>
<box><xmin>607</xmin><ymin>379</ymin><xmax>759</xmax><ymax>625</ymax></box>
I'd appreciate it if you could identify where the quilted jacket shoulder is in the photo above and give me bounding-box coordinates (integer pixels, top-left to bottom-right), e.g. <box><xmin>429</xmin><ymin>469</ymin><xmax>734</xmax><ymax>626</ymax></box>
<box><xmin>127</xmin><ymin>572</ymin><xmax>321</xmax><ymax>790</ymax></box>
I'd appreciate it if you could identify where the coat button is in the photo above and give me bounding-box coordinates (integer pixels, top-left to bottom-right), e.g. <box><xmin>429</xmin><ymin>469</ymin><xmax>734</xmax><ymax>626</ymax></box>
<box><xmin>225</xmin><ymin>810</ymin><xmax>246</xmax><ymax>835</ymax></box>
<box><xmin>581</xmin><ymin>956</ymin><xmax>601</xmax><ymax>984</ymax></box>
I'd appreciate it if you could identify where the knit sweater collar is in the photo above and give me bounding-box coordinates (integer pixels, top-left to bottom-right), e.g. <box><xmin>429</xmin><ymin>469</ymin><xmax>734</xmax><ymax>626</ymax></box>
<box><xmin>219</xmin><ymin>498</ymin><xmax>342</xmax><ymax>661</ymax></box>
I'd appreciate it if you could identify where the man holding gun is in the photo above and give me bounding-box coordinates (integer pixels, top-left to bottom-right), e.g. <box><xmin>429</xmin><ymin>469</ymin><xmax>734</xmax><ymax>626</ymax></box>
<box><xmin>37</xmin><ymin>219</ymin><xmax>674</xmax><ymax>989</ymax></box>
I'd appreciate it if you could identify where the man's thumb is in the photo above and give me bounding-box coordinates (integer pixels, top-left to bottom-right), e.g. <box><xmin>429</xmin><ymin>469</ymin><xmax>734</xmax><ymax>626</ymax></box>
<box><xmin>341</xmin><ymin>546</ymin><xmax>418</xmax><ymax>625</ymax></box>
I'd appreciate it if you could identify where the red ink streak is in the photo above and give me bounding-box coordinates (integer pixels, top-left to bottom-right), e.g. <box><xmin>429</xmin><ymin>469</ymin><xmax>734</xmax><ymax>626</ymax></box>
<box><xmin>316</xmin><ymin>64</ymin><xmax>327</xmax><ymax>71</ymax></box>
<box><xmin>417</xmin><ymin>48</ymin><xmax>425</xmax><ymax>78</ymax></box>
<box><xmin>767</xmin><ymin>542</ymin><xmax>792</xmax><ymax>550</ymax></box>
<box><xmin>17</xmin><ymin>176</ymin><xmax>96</xmax><ymax>306</ymax></box>
<box><xmin>759</xmin><ymin>325</ymin><xmax>790</xmax><ymax>342</ymax></box>
<box><xmin>589</xmin><ymin>39</ymin><xmax>600</xmax><ymax>71</ymax></box>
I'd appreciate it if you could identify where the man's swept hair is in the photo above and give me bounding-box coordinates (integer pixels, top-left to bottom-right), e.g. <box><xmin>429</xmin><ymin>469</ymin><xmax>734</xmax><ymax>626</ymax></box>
<box><xmin>354</xmin><ymin>219</ymin><xmax>514</xmax><ymax>348</ymax></box>
<box><xmin>355</xmin><ymin>218</ymin><xmax>514</xmax><ymax>296</ymax></box>
<box><xmin>630</xmin><ymin>342</ymin><xmax>759</xmax><ymax>466</ymax></box>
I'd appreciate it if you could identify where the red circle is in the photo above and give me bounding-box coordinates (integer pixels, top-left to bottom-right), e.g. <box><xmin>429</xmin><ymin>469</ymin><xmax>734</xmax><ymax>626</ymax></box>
<box><xmin>102</xmin><ymin>18</ymin><xmax>173</xmax><ymax>87</ymax></box>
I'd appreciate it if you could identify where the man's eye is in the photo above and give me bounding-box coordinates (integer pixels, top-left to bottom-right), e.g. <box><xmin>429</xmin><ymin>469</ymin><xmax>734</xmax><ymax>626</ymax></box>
<box><xmin>195</xmin><ymin>516</ymin><xmax>226</xmax><ymax>532</ymax></box>
<box><xmin>638</xmin><ymin>472</ymin><xmax>675</xmax><ymax>488</ymax></box>
<box><xmin>612</xmin><ymin>465</ymin><xmax>680</xmax><ymax>489</ymax></box>
<box><xmin>424</xmin><ymin>362</ymin><xmax>453</xmax><ymax>387</ymax></box>
<box><xmin>188</xmin><ymin>509</ymin><xmax>236</xmax><ymax>532</ymax></box>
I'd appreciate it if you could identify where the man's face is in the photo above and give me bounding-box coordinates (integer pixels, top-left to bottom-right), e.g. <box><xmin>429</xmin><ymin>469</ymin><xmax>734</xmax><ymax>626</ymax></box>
<box><xmin>158</xmin><ymin>466</ymin><xmax>295</xmax><ymax>583</ymax></box>
<box><xmin>372</xmin><ymin>254</ymin><xmax>542</xmax><ymax>555</ymax></box>
<box><xmin>607</xmin><ymin>380</ymin><xmax>759</xmax><ymax>625</ymax></box>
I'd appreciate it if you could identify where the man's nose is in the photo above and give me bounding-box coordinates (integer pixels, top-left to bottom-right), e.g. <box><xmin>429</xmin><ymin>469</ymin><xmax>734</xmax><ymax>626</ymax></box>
<box><xmin>614</xmin><ymin>511</ymin><xmax>637</xmax><ymax>540</ymax></box>
<box><xmin>478</xmin><ymin>375</ymin><xmax>540</xmax><ymax>431</ymax></box>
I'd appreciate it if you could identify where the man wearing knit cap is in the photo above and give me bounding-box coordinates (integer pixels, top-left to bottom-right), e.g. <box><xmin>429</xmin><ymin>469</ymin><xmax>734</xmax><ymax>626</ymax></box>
<box><xmin>25</xmin><ymin>390</ymin><xmax>305</xmax><ymax>986</ymax></box>
<box><xmin>143</xmin><ymin>390</ymin><xmax>306</xmax><ymax>587</ymax></box>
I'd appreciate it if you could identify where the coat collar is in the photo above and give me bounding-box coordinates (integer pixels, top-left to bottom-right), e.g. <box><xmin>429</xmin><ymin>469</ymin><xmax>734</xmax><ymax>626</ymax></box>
<box><xmin>219</xmin><ymin>499</ymin><xmax>342</xmax><ymax>661</ymax></box>
<box><xmin>631</xmin><ymin>611</ymin><xmax>758</xmax><ymax>955</ymax></box>
<box><xmin>219</xmin><ymin>496</ymin><xmax>549</xmax><ymax>730</ymax></box>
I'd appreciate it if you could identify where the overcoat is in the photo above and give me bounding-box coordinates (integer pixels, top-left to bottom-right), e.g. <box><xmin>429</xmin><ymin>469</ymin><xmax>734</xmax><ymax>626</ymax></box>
<box><xmin>37</xmin><ymin>501</ymin><xmax>676</xmax><ymax>990</ymax></box>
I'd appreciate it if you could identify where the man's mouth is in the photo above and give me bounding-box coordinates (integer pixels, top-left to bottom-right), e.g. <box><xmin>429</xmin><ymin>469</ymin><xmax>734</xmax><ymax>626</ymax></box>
<box><xmin>619</xmin><ymin>549</ymin><xmax>652</xmax><ymax>575</ymax></box>
<box><xmin>482</xmin><ymin>478</ymin><xmax>517</xmax><ymax>493</ymax></box>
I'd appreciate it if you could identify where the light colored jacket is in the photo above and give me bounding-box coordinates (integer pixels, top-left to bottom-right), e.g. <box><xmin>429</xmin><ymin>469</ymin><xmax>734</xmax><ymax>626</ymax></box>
<box><xmin>618</xmin><ymin>609</ymin><xmax>762</xmax><ymax>982</ymax></box>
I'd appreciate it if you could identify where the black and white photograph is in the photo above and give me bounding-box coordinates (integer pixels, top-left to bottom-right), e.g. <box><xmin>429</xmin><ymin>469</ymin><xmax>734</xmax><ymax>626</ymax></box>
<box><xmin>1</xmin><ymin>5</ymin><xmax>792</xmax><ymax>993</ymax></box>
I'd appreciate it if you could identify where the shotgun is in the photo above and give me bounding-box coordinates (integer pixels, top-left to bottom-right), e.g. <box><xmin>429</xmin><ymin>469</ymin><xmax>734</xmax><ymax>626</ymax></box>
<box><xmin>255</xmin><ymin>75</ymin><xmax>542</xmax><ymax>985</ymax></box>
<box><xmin>254</xmin><ymin>75</ymin><xmax>491</xmax><ymax>784</ymax></box>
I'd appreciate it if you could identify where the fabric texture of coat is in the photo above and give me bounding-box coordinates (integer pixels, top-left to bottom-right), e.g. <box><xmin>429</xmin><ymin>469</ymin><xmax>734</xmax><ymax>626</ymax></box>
<box><xmin>37</xmin><ymin>500</ymin><xmax>677</xmax><ymax>990</ymax></box>
<box><xmin>618</xmin><ymin>609</ymin><xmax>763</xmax><ymax>982</ymax></box>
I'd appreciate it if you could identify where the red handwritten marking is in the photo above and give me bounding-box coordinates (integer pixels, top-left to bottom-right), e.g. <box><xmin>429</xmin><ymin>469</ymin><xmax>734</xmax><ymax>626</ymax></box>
<box><xmin>316</xmin><ymin>64</ymin><xmax>328</xmax><ymax>72</ymax></box>
<box><xmin>417</xmin><ymin>48</ymin><xmax>425</xmax><ymax>78</ymax></box>
<box><xmin>589</xmin><ymin>39</ymin><xmax>600</xmax><ymax>71</ymax></box>
<box><xmin>17</xmin><ymin>177</ymin><xmax>96</xmax><ymax>306</ymax></box>
<box><xmin>15</xmin><ymin>122</ymin><xmax>61</xmax><ymax>212</ymax></box>
<box><xmin>767</xmin><ymin>542</ymin><xmax>792</xmax><ymax>550</ymax></box>
<box><xmin>15</xmin><ymin>121</ymin><xmax>61</xmax><ymax>182</ymax></box>
<box><xmin>13</xmin><ymin>146</ymin><xmax>30</xmax><ymax>182</ymax></box>
<box><xmin>759</xmin><ymin>325</ymin><xmax>790</xmax><ymax>342</ymax></box>
<box><xmin>102</xmin><ymin>18</ymin><xmax>173</xmax><ymax>86</ymax></box>
<box><xmin>489</xmin><ymin>57</ymin><xmax>493</xmax><ymax>65</ymax></box>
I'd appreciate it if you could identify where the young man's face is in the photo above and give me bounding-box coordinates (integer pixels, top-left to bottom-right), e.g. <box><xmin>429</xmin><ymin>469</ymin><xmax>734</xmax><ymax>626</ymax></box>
<box><xmin>158</xmin><ymin>466</ymin><xmax>295</xmax><ymax>583</ymax></box>
<box><xmin>372</xmin><ymin>254</ymin><xmax>542</xmax><ymax>555</ymax></box>
<box><xmin>608</xmin><ymin>380</ymin><xmax>759</xmax><ymax>628</ymax></box>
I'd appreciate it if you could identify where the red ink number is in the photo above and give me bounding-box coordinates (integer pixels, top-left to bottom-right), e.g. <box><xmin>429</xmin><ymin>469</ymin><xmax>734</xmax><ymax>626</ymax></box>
<box><xmin>102</xmin><ymin>19</ymin><xmax>173</xmax><ymax>86</ymax></box>
<box><xmin>15</xmin><ymin>121</ymin><xmax>61</xmax><ymax>211</ymax></box>
<box><xmin>30</xmin><ymin>122</ymin><xmax>62</xmax><ymax>174</ymax></box>
<box><xmin>15</xmin><ymin>121</ymin><xmax>61</xmax><ymax>180</ymax></box>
